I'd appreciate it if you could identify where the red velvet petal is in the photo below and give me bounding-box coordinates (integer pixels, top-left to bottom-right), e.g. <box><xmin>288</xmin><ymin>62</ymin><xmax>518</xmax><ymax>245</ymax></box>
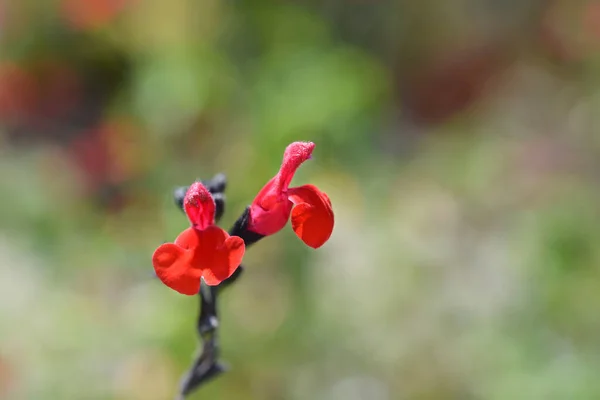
<box><xmin>201</xmin><ymin>240</ymin><xmax>245</xmax><ymax>286</ymax></box>
<box><xmin>287</xmin><ymin>184</ymin><xmax>334</xmax><ymax>249</ymax></box>
<box><xmin>248</xmin><ymin>177</ymin><xmax>293</xmax><ymax>236</ymax></box>
<box><xmin>174</xmin><ymin>227</ymin><xmax>201</xmax><ymax>249</ymax></box>
<box><xmin>194</xmin><ymin>226</ymin><xmax>245</xmax><ymax>286</ymax></box>
<box><xmin>152</xmin><ymin>243</ymin><xmax>202</xmax><ymax>295</ymax></box>
<box><xmin>184</xmin><ymin>182</ymin><xmax>216</xmax><ymax>230</ymax></box>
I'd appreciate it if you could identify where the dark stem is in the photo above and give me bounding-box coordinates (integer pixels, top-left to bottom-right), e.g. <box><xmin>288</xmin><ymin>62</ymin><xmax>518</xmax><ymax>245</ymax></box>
<box><xmin>177</xmin><ymin>282</ymin><xmax>227</xmax><ymax>398</ymax></box>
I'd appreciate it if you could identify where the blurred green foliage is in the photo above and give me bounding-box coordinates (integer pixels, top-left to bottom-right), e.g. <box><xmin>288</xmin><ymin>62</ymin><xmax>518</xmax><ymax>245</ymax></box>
<box><xmin>2</xmin><ymin>0</ymin><xmax>600</xmax><ymax>399</ymax></box>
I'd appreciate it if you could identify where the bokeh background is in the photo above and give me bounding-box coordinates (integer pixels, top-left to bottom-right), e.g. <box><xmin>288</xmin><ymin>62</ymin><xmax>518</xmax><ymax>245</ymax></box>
<box><xmin>2</xmin><ymin>0</ymin><xmax>600</xmax><ymax>399</ymax></box>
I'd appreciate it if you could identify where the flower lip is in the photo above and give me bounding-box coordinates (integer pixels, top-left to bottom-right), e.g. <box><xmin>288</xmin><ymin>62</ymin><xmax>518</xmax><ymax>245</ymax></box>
<box><xmin>288</xmin><ymin>184</ymin><xmax>334</xmax><ymax>248</ymax></box>
<box><xmin>152</xmin><ymin>226</ymin><xmax>245</xmax><ymax>293</ymax></box>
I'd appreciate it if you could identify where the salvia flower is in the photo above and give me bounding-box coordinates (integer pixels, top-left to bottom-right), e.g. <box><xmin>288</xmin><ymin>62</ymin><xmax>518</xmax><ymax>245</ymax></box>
<box><xmin>247</xmin><ymin>141</ymin><xmax>334</xmax><ymax>248</ymax></box>
<box><xmin>152</xmin><ymin>182</ymin><xmax>245</xmax><ymax>295</ymax></box>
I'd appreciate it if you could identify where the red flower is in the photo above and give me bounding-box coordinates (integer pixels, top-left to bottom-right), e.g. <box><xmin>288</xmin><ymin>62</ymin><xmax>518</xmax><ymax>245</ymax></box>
<box><xmin>152</xmin><ymin>182</ymin><xmax>245</xmax><ymax>295</ymax></box>
<box><xmin>247</xmin><ymin>141</ymin><xmax>334</xmax><ymax>248</ymax></box>
<box><xmin>61</xmin><ymin>0</ymin><xmax>130</xmax><ymax>31</ymax></box>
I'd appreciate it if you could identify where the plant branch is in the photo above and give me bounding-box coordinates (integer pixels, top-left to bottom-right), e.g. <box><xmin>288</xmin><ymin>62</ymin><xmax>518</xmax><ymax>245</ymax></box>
<box><xmin>175</xmin><ymin>174</ymin><xmax>264</xmax><ymax>399</ymax></box>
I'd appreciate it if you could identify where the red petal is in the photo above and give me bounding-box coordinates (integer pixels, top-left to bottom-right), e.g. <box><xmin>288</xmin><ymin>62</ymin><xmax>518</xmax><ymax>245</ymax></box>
<box><xmin>184</xmin><ymin>182</ymin><xmax>215</xmax><ymax>230</ymax></box>
<box><xmin>195</xmin><ymin>226</ymin><xmax>245</xmax><ymax>286</ymax></box>
<box><xmin>248</xmin><ymin>177</ymin><xmax>293</xmax><ymax>236</ymax></box>
<box><xmin>174</xmin><ymin>227</ymin><xmax>201</xmax><ymax>249</ymax></box>
<box><xmin>287</xmin><ymin>184</ymin><xmax>334</xmax><ymax>249</ymax></box>
<box><xmin>152</xmin><ymin>243</ymin><xmax>202</xmax><ymax>295</ymax></box>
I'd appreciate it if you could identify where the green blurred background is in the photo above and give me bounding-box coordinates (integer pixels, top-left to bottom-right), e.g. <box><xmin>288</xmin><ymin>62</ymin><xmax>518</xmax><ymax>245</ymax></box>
<box><xmin>2</xmin><ymin>0</ymin><xmax>600</xmax><ymax>399</ymax></box>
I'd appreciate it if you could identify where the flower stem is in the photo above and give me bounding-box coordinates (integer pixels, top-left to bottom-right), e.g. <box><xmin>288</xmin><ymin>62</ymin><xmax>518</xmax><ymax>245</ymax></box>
<box><xmin>174</xmin><ymin>174</ymin><xmax>264</xmax><ymax>398</ymax></box>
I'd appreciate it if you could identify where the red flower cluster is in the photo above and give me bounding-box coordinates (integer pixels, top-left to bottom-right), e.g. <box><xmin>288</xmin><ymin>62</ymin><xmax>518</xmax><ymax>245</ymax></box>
<box><xmin>152</xmin><ymin>141</ymin><xmax>334</xmax><ymax>295</ymax></box>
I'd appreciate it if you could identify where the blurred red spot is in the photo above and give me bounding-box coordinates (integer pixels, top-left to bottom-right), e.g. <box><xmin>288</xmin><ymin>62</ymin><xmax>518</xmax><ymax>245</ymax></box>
<box><xmin>403</xmin><ymin>46</ymin><xmax>507</xmax><ymax>125</ymax></box>
<box><xmin>69</xmin><ymin>128</ymin><xmax>111</xmax><ymax>191</ymax></box>
<box><xmin>61</xmin><ymin>0</ymin><xmax>129</xmax><ymax>30</ymax></box>
<box><xmin>585</xmin><ymin>2</ymin><xmax>600</xmax><ymax>42</ymax></box>
<box><xmin>67</xmin><ymin>119</ymin><xmax>145</xmax><ymax>212</ymax></box>
<box><xmin>102</xmin><ymin>119</ymin><xmax>146</xmax><ymax>182</ymax></box>
<box><xmin>0</xmin><ymin>355</ymin><xmax>15</xmax><ymax>397</ymax></box>
<box><xmin>0</xmin><ymin>62</ymin><xmax>39</xmax><ymax>123</ymax></box>
<box><xmin>36</xmin><ymin>60</ymin><xmax>82</xmax><ymax>121</ymax></box>
<box><xmin>538</xmin><ymin>5</ymin><xmax>582</xmax><ymax>64</ymax></box>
